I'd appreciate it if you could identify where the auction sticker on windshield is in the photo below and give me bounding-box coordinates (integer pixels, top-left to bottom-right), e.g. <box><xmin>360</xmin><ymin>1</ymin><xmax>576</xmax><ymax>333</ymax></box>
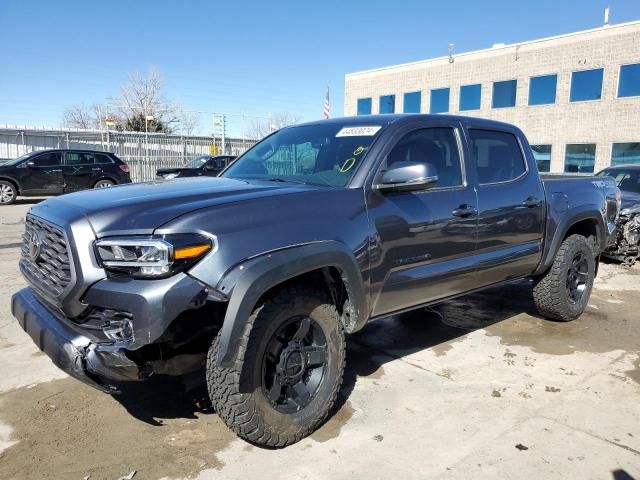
<box><xmin>336</xmin><ymin>126</ymin><xmax>382</xmax><ymax>137</ymax></box>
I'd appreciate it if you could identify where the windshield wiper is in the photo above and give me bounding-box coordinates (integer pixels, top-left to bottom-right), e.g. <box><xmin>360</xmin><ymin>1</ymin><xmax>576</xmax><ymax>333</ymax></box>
<box><xmin>263</xmin><ymin>177</ymin><xmax>308</xmax><ymax>185</ymax></box>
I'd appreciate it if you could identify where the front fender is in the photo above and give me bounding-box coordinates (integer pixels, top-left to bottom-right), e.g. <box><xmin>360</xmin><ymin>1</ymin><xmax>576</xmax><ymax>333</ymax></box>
<box><xmin>214</xmin><ymin>241</ymin><xmax>367</xmax><ymax>368</ymax></box>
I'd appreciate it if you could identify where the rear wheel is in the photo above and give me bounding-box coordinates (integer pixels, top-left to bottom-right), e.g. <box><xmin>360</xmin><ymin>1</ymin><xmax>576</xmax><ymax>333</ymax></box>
<box><xmin>0</xmin><ymin>181</ymin><xmax>17</xmax><ymax>205</ymax></box>
<box><xmin>206</xmin><ymin>286</ymin><xmax>346</xmax><ymax>447</ymax></box>
<box><xmin>94</xmin><ymin>179</ymin><xmax>114</xmax><ymax>188</ymax></box>
<box><xmin>533</xmin><ymin>234</ymin><xmax>595</xmax><ymax>321</ymax></box>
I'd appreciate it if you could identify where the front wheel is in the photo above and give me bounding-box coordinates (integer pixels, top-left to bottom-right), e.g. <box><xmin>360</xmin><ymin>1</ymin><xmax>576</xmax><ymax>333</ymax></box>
<box><xmin>533</xmin><ymin>234</ymin><xmax>596</xmax><ymax>321</ymax></box>
<box><xmin>0</xmin><ymin>180</ymin><xmax>17</xmax><ymax>205</ymax></box>
<box><xmin>206</xmin><ymin>286</ymin><xmax>346</xmax><ymax>447</ymax></box>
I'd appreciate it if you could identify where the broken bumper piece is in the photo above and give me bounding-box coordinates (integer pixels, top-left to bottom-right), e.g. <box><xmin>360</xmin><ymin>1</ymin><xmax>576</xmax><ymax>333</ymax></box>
<box><xmin>11</xmin><ymin>288</ymin><xmax>146</xmax><ymax>392</ymax></box>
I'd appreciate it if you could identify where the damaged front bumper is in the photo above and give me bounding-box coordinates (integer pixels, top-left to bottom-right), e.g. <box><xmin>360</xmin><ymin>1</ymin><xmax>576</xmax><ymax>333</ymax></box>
<box><xmin>11</xmin><ymin>288</ymin><xmax>145</xmax><ymax>392</ymax></box>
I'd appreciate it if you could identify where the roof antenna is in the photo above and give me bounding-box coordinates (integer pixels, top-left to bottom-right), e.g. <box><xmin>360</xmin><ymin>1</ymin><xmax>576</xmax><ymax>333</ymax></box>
<box><xmin>448</xmin><ymin>43</ymin><xmax>455</xmax><ymax>64</ymax></box>
<box><xmin>604</xmin><ymin>6</ymin><xmax>610</xmax><ymax>26</ymax></box>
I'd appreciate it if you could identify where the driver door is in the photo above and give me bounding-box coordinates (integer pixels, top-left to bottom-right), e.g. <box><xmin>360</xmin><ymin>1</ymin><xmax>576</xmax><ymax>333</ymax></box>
<box><xmin>21</xmin><ymin>152</ymin><xmax>64</xmax><ymax>194</ymax></box>
<box><xmin>367</xmin><ymin>124</ymin><xmax>479</xmax><ymax>317</ymax></box>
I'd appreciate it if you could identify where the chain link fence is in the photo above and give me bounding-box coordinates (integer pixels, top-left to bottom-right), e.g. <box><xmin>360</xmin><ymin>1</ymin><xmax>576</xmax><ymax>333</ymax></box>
<box><xmin>0</xmin><ymin>128</ymin><xmax>257</xmax><ymax>182</ymax></box>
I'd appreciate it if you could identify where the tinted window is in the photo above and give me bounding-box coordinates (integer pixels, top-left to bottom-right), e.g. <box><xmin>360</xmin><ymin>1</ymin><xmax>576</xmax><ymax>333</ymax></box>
<box><xmin>529</xmin><ymin>74</ymin><xmax>557</xmax><ymax>105</ymax></box>
<box><xmin>459</xmin><ymin>84</ymin><xmax>481</xmax><ymax>111</ymax></box>
<box><xmin>30</xmin><ymin>152</ymin><xmax>62</xmax><ymax>167</ymax></box>
<box><xmin>94</xmin><ymin>153</ymin><xmax>114</xmax><ymax>164</ymax></box>
<box><xmin>599</xmin><ymin>169</ymin><xmax>640</xmax><ymax>194</ymax></box>
<box><xmin>357</xmin><ymin>98</ymin><xmax>372</xmax><ymax>115</ymax></box>
<box><xmin>430</xmin><ymin>88</ymin><xmax>450</xmax><ymax>114</ymax></box>
<box><xmin>403</xmin><ymin>91</ymin><xmax>421</xmax><ymax>113</ymax></box>
<box><xmin>531</xmin><ymin>145</ymin><xmax>552</xmax><ymax>172</ymax></box>
<box><xmin>618</xmin><ymin>64</ymin><xmax>640</xmax><ymax>97</ymax></box>
<box><xmin>564</xmin><ymin>144</ymin><xmax>596</xmax><ymax>173</ymax></box>
<box><xmin>385</xmin><ymin>127</ymin><xmax>462</xmax><ymax>188</ymax></box>
<box><xmin>612</xmin><ymin>142</ymin><xmax>640</xmax><ymax>165</ymax></box>
<box><xmin>379</xmin><ymin>95</ymin><xmax>395</xmax><ymax>114</ymax></box>
<box><xmin>570</xmin><ymin>68</ymin><xmax>603</xmax><ymax>102</ymax></box>
<box><xmin>469</xmin><ymin>129</ymin><xmax>526</xmax><ymax>184</ymax></box>
<box><xmin>65</xmin><ymin>152</ymin><xmax>95</xmax><ymax>165</ymax></box>
<box><xmin>492</xmin><ymin>80</ymin><xmax>517</xmax><ymax>108</ymax></box>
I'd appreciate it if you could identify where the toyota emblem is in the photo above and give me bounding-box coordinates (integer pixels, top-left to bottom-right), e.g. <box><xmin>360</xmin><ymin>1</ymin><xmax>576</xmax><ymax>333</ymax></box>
<box><xmin>27</xmin><ymin>229</ymin><xmax>43</xmax><ymax>262</ymax></box>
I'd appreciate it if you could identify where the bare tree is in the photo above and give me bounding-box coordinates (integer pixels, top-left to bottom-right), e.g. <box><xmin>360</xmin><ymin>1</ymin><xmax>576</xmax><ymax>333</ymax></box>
<box><xmin>62</xmin><ymin>104</ymin><xmax>103</xmax><ymax>130</ymax></box>
<box><xmin>247</xmin><ymin>112</ymin><xmax>302</xmax><ymax>140</ymax></box>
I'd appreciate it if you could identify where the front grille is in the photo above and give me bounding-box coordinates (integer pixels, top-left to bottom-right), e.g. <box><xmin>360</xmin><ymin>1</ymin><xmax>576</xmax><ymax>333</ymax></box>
<box><xmin>20</xmin><ymin>215</ymin><xmax>72</xmax><ymax>298</ymax></box>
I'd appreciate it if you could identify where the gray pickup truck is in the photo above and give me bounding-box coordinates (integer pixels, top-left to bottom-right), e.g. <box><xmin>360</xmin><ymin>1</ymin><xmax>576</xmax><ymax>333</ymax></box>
<box><xmin>12</xmin><ymin>115</ymin><xmax>619</xmax><ymax>447</ymax></box>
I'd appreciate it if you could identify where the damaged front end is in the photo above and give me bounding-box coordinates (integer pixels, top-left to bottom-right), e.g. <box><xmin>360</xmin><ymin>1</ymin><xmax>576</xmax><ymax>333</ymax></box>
<box><xmin>603</xmin><ymin>204</ymin><xmax>640</xmax><ymax>266</ymax></box>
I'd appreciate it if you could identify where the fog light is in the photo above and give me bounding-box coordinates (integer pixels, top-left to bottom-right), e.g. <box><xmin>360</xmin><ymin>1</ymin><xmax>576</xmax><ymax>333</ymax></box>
<box><xmin>103</xmin><ymin>317</ymin><xmax>134</xmax><ymax>342</ymax></box>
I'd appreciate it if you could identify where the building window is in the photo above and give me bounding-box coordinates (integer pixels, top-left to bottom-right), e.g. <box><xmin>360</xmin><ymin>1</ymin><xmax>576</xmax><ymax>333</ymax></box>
<box><xmin>531</xmin><ymin>145</ymin><xmax>552</xmax><ymax>172</ymax></box>
<box><xmin>357</xmin><ymin>98</ymin><xmax>372</xmax><ymax>115</ymax></box>
<box><xmin>612</xmin><ymin>142</ymin><xmax>640</xmax><ymax>165</ymax></box>
<box><xmin>492</xmin><ymin>80</ymin><xmax>517</xmax><ymax>108</ymax></box>
<box><xmin>379</xmin><ymin>95</ymin><xmax>396</xmax><ymax>114</ymax></box>
<box><xmin>529</xmin><ymin>74</ymin><xmax>557</xmax><ymax>106</ymax></box>
<box><xmin>565</xmin><ymin>144</ymin><xmax>596</xmax><ymax>173</ymax></box>
<box><xmin>459</xmin><ymin>84</ymin><xmax>481</xmax><ymax>111</ymax></box>
<box><xmin>430</xmin><ymin>88</ymin><xmax>450</xmax><ymax>114</ymax></box>
<box><xmin>618</xmin><ymin>63</ymin><xmax>640</xmax><ymax>98</ymax></box>
<box><xmin>403</xmin><ymin>91</ymin><xmax>421</xmax><ymax>113</ymax></box>
<box><xmin>570</xmin><ymin>68</ymin><xmax>604</xmax><ymax>102</ymax></box>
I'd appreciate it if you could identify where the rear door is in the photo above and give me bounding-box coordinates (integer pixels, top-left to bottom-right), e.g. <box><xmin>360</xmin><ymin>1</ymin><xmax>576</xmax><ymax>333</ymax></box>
<box><xmin>20</xmin><ymin>152</ymin><xmax>64</xmax><ymax>193</ymax></box>
<box><xmin>63</xmin><ymin>151</ymin><xmax>97</xmax><ymax>192</ymax></box>
<box><xmin>465</xmin><ymin>128</ymin><xmax>545</xmax><ymax>285</ymax></box>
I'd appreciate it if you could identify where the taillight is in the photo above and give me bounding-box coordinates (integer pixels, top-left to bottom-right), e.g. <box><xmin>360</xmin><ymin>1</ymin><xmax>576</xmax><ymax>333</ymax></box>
<box><xmin>119</xmin><ymin>164</ymin><xmax>130</xmax><ymax>173</ymax></box>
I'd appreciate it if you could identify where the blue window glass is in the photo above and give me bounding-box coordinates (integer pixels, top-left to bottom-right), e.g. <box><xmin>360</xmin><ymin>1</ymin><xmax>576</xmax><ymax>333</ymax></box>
<box><xmin>459</xmin><ymin>84</ymin><xmax>481</xmax><ymax>111</ymax></box>
<box><xmin>531</xmin><ymin>145</ymin><xmax>552</xmax><ymax>172</ymax></box>
<box><xmin>612</xmin><ymin>143</ymin><xmax>640</xmax><ymax>165</ymax></box>
<box><xmin>570</xmin><ymin>68</ymin><xmax>604</xmax><ymax>102</ymax></box>
<box><xmin>492</xmin><ymin>80</ymin><xmax>517</xmax><ymax>108</ymax></box>
<box><xmin>430</xmin><ymin>88</ymin><xmax>450</xmax><ymax>114</ymax></box>
<box><xmin>356</xmin><ymin>98</ymin><xmax>372</xmax><ymax>115</ymax></box>
<box><xmin>379</xmin><ymin>95</ymin><xmax>395</xmax><ymax>114</ymax></box>
<box><xmin>529</xmin><ymin>75</ymin><xmax>557</xmax><ymax>105</ymax></box>
<box><xmin>618</xmin><ymin>64</ymin><xmax>640</xmax><ymax>97</ymax></box>
<box><xmin>565</xmin><ymin>144</ymin><xmax>596</xmax><ymax>173</ymax></box>
<box><xmin>403</xmin><ymin>91</ymin><xmax>421</xmax><ymax>113</ymax></box>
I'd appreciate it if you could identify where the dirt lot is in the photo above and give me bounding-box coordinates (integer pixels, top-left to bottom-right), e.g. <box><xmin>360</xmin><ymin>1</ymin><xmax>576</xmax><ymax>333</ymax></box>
<box><xmin>0</xmin><ymin>199</ymin><xmax>639</xmax><ymax>480</ymax></box>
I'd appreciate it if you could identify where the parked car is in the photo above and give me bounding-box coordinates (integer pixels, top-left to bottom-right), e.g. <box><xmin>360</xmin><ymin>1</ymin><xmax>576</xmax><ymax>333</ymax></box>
<box><xmin>12</xmin><ymin>115</ymin><xmax>619</xmax><ymax>447</ymax></box>
<box><xmin>597</xmin><ymin>164</ymin><xmax>640</xmax><ymax>265</ymax></box>
<box><xmin>0</xmin><ymin>149</ymin><xmax>131</xmax><ymax>205</ymax></box>
<box><xmin>156</xmin><ymin>154</ymin><xmax>236</xmax><ymax>180</ymax></box>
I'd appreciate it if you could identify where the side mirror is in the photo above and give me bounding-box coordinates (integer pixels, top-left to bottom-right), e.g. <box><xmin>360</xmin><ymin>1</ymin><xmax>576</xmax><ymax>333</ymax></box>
<box><xmin>374</xmin><ymin>161</ymin><xmax>439</xmax><ymax>192</ymax></box>
<box><xmin>25</xmin><ymin>161</ymin><xmax>35</xmax><ymax>168</ymax></box>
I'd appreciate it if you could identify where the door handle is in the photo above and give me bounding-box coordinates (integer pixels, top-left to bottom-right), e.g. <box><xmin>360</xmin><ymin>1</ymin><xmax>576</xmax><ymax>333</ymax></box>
<box><xmin>91</xmin><ymin>168</ymin><xmax>102</xmax><ymax>171</ymax></box>
<box><xmin>452</xmin><ymin>204</ymin><xmax>478</xmax><ymax>218</ymax></box>
<box><xmin>49</xmin><ymin>169</ymin><xmax>62</xmax><ymax>172</ymax></box>
<box><xmin>522</xmin><ymin>197</ymin><xmax>543</xmax><ymax>208</ymax></box>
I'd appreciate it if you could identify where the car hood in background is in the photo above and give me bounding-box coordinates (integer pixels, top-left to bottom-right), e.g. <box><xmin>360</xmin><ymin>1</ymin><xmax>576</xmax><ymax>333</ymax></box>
<box><xmin>621</xmin><ymin>191</ymin><xmax>640</xmax><ymax>210</ymax></box>
<box><xmin>30</xmin><ymin>177</ymin><xmax>324</xmax><ymax>236</ymax></box>
<box><xmin>156</xmin><ymin>167</ymin><xmax>199</xmax><ymax>175</ymax></box>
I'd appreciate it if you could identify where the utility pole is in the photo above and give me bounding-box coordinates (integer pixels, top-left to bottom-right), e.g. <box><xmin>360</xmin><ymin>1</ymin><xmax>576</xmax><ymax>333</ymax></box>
<box><xmin>221</xmin><ymin>114</ymin><xmax>226</xmax><ymax>155</ymax></box>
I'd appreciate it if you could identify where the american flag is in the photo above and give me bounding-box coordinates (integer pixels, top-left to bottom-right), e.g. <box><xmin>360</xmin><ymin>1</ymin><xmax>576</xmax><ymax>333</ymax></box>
<box><xmin>322</xmin><ymin>87</ymin><xmax>330</xmax><ymax>119</ymax></box>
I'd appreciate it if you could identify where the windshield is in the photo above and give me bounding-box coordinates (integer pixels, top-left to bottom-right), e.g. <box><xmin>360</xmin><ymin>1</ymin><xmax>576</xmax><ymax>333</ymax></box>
<box><xmin>3</xmin><ymin>151</ymin><xmax>35</xmax><ymax>166</ymax></box>
<box><xmin>598</xmin><ymin>169</ymin><xmax>640</xmax><ymax>194</ymax></box>
<box><xmin>221</xmin><ymin>123</ymin><xmax>384</xmax><ymax>187</ymax></box>
<box><xmin>185</xmin><ymin>155</ymin><xmax>210</xmax><ymax>168</ymax></box>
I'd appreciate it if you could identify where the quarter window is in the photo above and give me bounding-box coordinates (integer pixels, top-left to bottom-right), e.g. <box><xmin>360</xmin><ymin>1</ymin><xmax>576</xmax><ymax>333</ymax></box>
<box><xmin>403</xmin><ymin>91</ymin><xmax>421</xmax><ymax>113</ymax></box>
<box><xmin>468</xmin><ymin>129</ymin><xmax>526</xmax><ymax>184</ymax></box>
<box><xmin>94</xmin><ymin>153</ymin><xmax>114</xmax><ymax>164</ymax></box>
<box><xmin>564</xmin><ymin>144</ymin><xmax>596</xmax><ymax>173</ymax></box>
<box><xmin>30</xmin><ymin>152</ymin><xmax>62</xmax><ymax>167</ymax></box>
<box><xmin>459</xmin><ymin>84</ymin><xmax>481</xmax><ymax>111</ymax></box>
<box><xmin>611</xmin><ymin>142</ymin><xmax>640</xmax><ymax>165</ymax></box>
<box><xmin>529</xmin><ymin>74</ymin><xmax>557</xmax><ymax>105</ymax></box>
<box><xmin>430</xmin><ymin>88</ymin><xmax>450</xmax><ymax>114</ymax></box>
<box><xmin>531</xmin><ymin>145</ymin><xmax>552</xmax><ymax>172</ymax></box>
<box><xmin>385</xmin><ymin>127</ymin><xmax>462</xmax><ymax>188</ymax></box>
<box><xmin>618</xmin><ymin>63</ymin><xmax>640</xmax><ymax>97</ymax></box>
<box><xmin>570</xmin><ymin>68</ymin><xmax>604</xmax><ymax>102</ymax></box>
<box><xmin>492</xmin><ymin>80</ymin><xmax>517</xmax><ymax>108</ymax></box>
<box><xmin>379</xmin><ymin>95</ymin><xmax>396</xmax><ymax>114</ymax></box>
<box><xmin>357</xmin><ymin>98</ymin><xmax>372</xmax><ymax>115</ymax></box>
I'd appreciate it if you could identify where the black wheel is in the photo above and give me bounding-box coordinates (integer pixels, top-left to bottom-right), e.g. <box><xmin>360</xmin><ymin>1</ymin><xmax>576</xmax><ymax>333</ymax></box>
<box><xmin>0</xmin><ymin>180</ymin><xmax>17</xmax><ymax>205</ymax></box>
<box><xmin>206</xmin><ymin>286</ymin><xmax>346</xmax><ymax>447</ymax></box>
<box><xmin>94</xmin><ymin>179</ymin><xmax>115</xmax><ymax>188</ymax></box>
<box><xmin>533</xmin><ymin>234</ymin><xmax>596</xmax><ymax>321</ymax></box>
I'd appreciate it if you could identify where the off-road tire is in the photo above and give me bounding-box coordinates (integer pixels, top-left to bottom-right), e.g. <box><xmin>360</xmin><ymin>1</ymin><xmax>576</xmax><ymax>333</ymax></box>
<box><xmin>206</xmin><ymin>286</ymin><xmax>346</xmax><ymax>447</ymax></box>
<box><xmin>533</xmin><ymin>234</ymin><xmax>595</xmax><ymax>321</ymax></box>
<box><xmin>0</xmin><ymin>180</ymin><xmax>17</xmax><ymax>205</ymax></box>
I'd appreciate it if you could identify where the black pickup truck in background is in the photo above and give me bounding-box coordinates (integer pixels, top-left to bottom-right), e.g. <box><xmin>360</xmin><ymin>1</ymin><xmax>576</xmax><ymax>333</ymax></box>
<box><xmin>11</xmin><ymin>115</ymin><xmax>619</xmax><ymax>447</ymax></box>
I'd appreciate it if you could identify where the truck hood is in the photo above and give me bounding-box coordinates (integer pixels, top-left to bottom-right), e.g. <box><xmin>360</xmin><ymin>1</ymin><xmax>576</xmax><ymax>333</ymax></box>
<box><xmin>32</xmin><ymin>177</ymin><xmax>322</xmax><ymax>236</ymax></box>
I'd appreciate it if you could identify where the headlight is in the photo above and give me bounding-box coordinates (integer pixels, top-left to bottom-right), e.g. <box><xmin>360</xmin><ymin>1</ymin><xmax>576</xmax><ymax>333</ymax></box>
<box><xmin>95</xmin><ymin>233</ymin><xmax>215</xmax><ymax>279</ymax></box>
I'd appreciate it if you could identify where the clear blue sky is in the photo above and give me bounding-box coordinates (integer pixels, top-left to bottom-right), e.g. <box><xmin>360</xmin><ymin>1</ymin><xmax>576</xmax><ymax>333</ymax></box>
<box><xmin>0</xmin><ymin>0</ymin><xmax>638</xmax><ymax>135</ymax></box>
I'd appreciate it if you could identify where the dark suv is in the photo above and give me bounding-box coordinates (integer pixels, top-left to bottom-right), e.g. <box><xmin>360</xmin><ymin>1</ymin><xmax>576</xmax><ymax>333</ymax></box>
<box><xmin>0</xmin><ymin>149</ymin><xmax>131</xmax><ymax>205</ymax></box>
